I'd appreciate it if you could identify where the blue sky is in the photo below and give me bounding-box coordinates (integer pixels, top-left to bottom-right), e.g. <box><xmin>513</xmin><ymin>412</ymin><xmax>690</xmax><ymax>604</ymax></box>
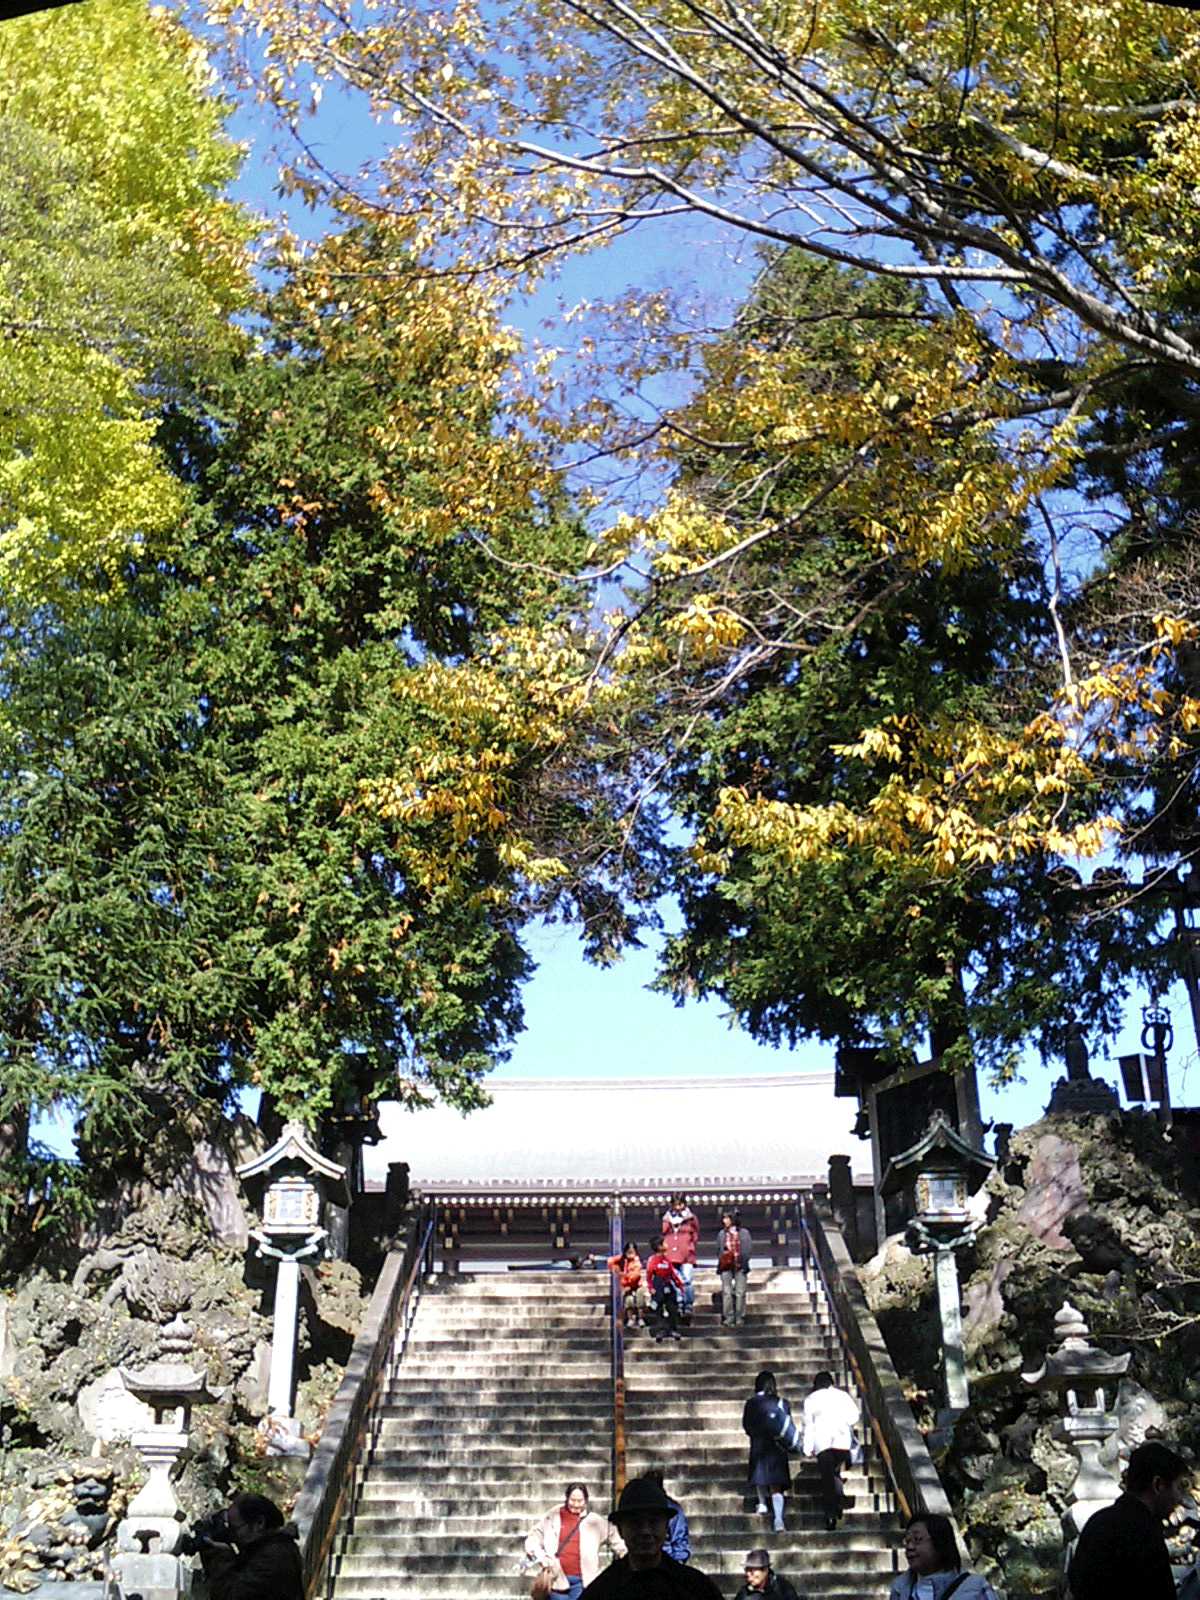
<box><xmin>496</xmin><ymin>915</ymin><xmax>1200</xmax><ymax>1139</ymax></box>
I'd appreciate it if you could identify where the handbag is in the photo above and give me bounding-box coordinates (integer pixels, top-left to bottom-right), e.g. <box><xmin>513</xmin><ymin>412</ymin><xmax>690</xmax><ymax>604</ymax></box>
<box><xmin>529</xmin><ymin>1568</ymin><xmax>556</xmax><ymax>1600</ymax></box>
<box><xmin>718</xmin><ymin>1249</ymin><xmax>736</xmax><ymax>1271</ymax></box>
<box><xmin>849</xmin><ymin>1432</ymin><xmax>864</xmax><ymax>1467</ymax></box>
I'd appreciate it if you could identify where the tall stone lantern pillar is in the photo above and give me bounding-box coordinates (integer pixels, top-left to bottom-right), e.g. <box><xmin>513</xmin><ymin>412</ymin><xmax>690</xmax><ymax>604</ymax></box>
<box><xmin>880</xmin><ymin>1112</ymin><xmax>993</xmax><ymax>1430</ymax></box>
<box><xmin>237</xmin><ymin>1122</ymin><xmax>349</xmax><ymax>1456</ymax></box>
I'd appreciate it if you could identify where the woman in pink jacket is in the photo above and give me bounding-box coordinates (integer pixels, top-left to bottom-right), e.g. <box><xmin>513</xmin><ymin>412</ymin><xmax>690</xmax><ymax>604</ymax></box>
<box><xmin>661</xmin><ymin>1194</ymin><xmax>700</xmax><ymax>1317</ymax></box>
<box><xmin>525</xmin><ymin>1484</ymin><xmax>625</xmax><ymax>1600</ymax></box>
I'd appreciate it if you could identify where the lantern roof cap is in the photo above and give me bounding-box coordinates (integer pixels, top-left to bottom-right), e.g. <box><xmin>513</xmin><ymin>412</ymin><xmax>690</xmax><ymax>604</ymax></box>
<box><xmin>237</xmin><ymin>1120</ymin><xmax>349</xmax><ymax>1202</ymax></box>
<box><xmin>879</xmin><ymin>1111</ymin><xmax>994</xmax><ymax>1198</ymax></box>
<box><xmin>119</xmin><ymin>1316</ymin><xmax>224</xmax><ymax>1409</ymax></box>
<box><xmin>1022</xmin><ymin>1299</ymin><xmax>1131</xmax><ymax>1387</ymax></box>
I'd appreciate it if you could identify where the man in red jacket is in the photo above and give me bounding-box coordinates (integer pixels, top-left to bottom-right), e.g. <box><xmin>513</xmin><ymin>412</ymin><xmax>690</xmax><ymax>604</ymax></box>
<box><xmin>661</xmin><ymin>1194</ymin><xmax>699</xmax><ymax>1319</ymax></box>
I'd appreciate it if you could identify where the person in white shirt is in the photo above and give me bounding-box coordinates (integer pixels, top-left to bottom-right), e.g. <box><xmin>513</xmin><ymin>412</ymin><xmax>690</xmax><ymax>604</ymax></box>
<box><xmin>799</xmin><ymin>1371</ymin><xmax>860</xmax><ymax>1530</ymax></box>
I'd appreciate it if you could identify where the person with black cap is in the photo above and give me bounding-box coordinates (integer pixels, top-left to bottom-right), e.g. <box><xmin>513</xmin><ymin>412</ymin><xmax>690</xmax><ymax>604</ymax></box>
<box><xmin>733</xmin><ymin>1550</ymin><xmax>802</xmax><ymax>1600</ymax></box>
<box><xmin>583</xmin><ymin>1476</ymin><xmax>723</xmax><ymax>1600</ymax></box>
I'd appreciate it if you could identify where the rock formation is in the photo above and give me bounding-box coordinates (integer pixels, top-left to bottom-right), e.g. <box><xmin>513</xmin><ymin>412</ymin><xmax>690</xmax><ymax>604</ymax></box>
<box><xmin>0</xmin><ymin>1176</ymin><xmax>368</xmax><ymax>1586</ymax></box>
<box><xmin>859</xmin><ymin>1112</ymin><xmax>1200</xmax><ymax>1598</ymax></box>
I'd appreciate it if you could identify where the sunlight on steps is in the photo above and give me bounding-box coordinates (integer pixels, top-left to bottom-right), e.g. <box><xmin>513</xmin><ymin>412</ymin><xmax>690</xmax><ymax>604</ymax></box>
<box><xmin>326</xmin><ymin>1269</ymin><xmax>904</xmax><ymax>1600</ymax></box>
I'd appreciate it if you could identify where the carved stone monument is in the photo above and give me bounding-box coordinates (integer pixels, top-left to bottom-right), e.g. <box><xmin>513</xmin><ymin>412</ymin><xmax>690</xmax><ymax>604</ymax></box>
<box><xmin>1045</xmin><ymin>1023</ymin><xmax>1120</xmax><ymax>1117</ymax></box>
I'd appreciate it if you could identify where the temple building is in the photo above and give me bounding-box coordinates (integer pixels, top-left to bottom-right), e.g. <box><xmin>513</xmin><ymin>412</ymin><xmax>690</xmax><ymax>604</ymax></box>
<box><xmin>366</xmin><ymin>1072</ymin><xmax>879</xmax><ymax>1266</ymax></box>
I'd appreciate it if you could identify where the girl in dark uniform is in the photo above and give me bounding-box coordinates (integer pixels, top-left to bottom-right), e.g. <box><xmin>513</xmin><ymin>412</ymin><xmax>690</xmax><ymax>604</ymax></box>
<box><xmin>742</xmin><ymin>1370</ymin><xmax>792</xmax><ymax>1533</ymax></box>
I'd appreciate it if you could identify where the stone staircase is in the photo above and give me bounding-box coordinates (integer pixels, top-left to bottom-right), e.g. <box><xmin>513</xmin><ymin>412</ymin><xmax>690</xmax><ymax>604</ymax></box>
<box><xmin>328</xmin><ymin>1272</ymin><xmax>614</xmax><ymax>1600</ymax></box>
<box><xmin>625</xmin><ymin>1268</ymin><xmax>903</xmax><ymax>1600</ymax></box>
<box><xmin>325</xmin><ymin>1267</ymin><xmax>903</xmax><ymax>1600</ymax></box>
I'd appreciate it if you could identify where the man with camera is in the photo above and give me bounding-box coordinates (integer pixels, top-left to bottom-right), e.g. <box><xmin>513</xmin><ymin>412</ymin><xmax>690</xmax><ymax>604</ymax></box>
<box><xmin>196</xmin><ymin>1493</ymin><xmax>303</xmax><ymax>1600</ymax></box>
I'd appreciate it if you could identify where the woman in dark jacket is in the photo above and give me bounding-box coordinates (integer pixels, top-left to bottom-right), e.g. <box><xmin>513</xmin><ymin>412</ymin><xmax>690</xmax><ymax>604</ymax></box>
<box><xmin>742</xmin><ymin>1370</ymin><xmax>792</xmax><ymax>1532</ymax></box>
<box><xmin>199</xmin><ymin>1494</ymin><xmax>303</xmax><ymax>1600</ymax></box>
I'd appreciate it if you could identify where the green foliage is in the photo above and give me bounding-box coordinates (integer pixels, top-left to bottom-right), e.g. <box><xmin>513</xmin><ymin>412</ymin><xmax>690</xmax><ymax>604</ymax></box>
<box><xmin>654</xmin><ymin>254</ymin><xmax>1155</xmax><ymax>1068</ymax></box>
<box><xmin>0</xmin><ymin>241</ymin><xmax>592</xmax><ymax>1201</ymax></box>
<box><xmin>0</xmin><ymin>0</ymin><xmax>252</xmax><ymax>602</ymax></box>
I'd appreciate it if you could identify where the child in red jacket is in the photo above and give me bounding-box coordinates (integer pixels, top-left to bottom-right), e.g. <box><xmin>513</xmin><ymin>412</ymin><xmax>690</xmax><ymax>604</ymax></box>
<box><xmin>645</xmin><ymin>1242</ymin><xmax>685</xmax><ymax>1342</ymax></box>
<box><xmin>607</xmin><ymin>1242</ymin><xmax>649</xmax><ymax>1328</ymax></box>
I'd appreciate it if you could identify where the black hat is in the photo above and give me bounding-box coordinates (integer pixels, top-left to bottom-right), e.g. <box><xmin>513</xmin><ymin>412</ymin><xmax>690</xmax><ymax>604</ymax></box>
<box><xmin>744</xmin><ymin>1551</ymin><xmax>770</xmax><ymax>1570</ymax></box>
<box><xmin>610</xmin><ymin>1478</ymin><xmax>679</xmax><ymax>1522</ymax></box>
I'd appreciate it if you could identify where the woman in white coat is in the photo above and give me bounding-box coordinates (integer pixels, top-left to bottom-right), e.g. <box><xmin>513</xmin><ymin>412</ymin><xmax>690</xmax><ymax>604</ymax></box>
<box><xmin>525</xmin><ymin>1483</ymin><xmax>626</xmax><ymax>1600</ymax></box>
<box><xmin>800</xmin><ymin>1370</ymin><xmax>860</xmax><ymax>1530</ymax></box>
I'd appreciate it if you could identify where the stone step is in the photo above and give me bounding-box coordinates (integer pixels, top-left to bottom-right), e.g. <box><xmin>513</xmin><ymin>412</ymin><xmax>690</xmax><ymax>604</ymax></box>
<box><xmin>401</xmin><ymin>1322</ymin><xmax>831</xmax><ymax>1340</ymax></box>
<box><xmin>344</xmin><ymin>1509</ymin><xmax>898</xmax><ymax>1536</ymax></box>
<box><xmin>332</xmin><ymin>1550</ymin><xmax>899</xmax><ymax>1576</ymax></box>
<box><xmin>354</xmin><ymin>1485</ymin><xmax>894</xmax><ymax>1513</ymax></box>
<box><xmin>362</xmin><ymin>1447</ymin><xmax>612</xmax><ymax>1469</ymax></box>
<box><xmin>329</xmin><ymin>1576</ymin><xmax>891</xmax><ymax>1598</ymax></box>
<box><xmin>350</xmin><ymin>1485</ymin><xmax>610</xmax><ymax>1506</ymax></box>
<box><xmin>421</xmin><ymin>1271</ymin><xmax>816</xmax><ymax>1286</ymax></box>
<box><xmin>365</xmin><ymin>1436</ymin><xmax>875</xmax><ymax>1465</ymax></box>
<box><xmin>340</xmin><ymin>1529</ymin><xmax>900</xmax><ymax>1558</ymax></box>
<box><xmin>355</xmin><ymin>1469</ymin><xmax>887</xmax><ymax>1498</ymax></box>
<box><xmin>415</xmin><ymin>1287</ymin><xmax>826</xmax><ymax>1303</ymax></box>
<box><xmin>621</xmin><ymin>1377</ymin><xmax>850</xmax><ymax>1396</ymax></box>
<box><xmin>382</xmin><ymin>1384</ymin><xmax>611</xmax><ymax>1404</ymax></box>
<box><xmin>403</xmin><ymin>1320</ymin><xmax>834</xmax><ymax>1341</ymax></box>
<box><xmin>375</xmin><ymin>1413</ymin><xmax>613</xmax><ymax>1433</ymax></box>
<box><xmin>332</xmin><ymin>1589</ymin><xmax>880</xmax><ymax>1600</ymax></box>
<box><xmin>405</xmin><ymin>1319</ymin><xmax>834</xmax><ymax>1338</ymax></box>
<box><xmin>356</xmin><ymin>1465</ymin><xmax>612</xmax><ymax>1486</ymax></box>
<box><xmin>393</xmin><ymin>1360</ymin><xmax>611</xmax><ymax>1376</ymax></box>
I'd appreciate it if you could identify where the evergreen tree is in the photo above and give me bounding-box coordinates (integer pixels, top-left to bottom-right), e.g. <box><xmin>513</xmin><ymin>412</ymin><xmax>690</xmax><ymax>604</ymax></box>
<box><xmin>0</xmin><ymin>244</ymin><xmax>591</xmax><ymax>1244</ymax></box>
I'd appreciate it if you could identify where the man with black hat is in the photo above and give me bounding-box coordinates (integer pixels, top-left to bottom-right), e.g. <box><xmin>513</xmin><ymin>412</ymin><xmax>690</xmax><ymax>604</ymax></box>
<box><xmin>584</xmin><ymin>1477</ymin><xmax>723</xmax><ymax>1600</ymax></box>
<box><xmin>733</xmin><ymin>1550</ymin><xmax>802</xmax><ymax>1600</ymax></box>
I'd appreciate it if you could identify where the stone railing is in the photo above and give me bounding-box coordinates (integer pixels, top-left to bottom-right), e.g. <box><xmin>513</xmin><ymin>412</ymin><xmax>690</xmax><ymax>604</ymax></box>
<box><xmin>798</xmin><ymin>1193</ymin><xmax>953</xmax><ymax>1524</ymax></box>
<box><xmin>294</xmin><ymin>1203</ymin><xmax>436</xmax><ymax>1600</ymax></box>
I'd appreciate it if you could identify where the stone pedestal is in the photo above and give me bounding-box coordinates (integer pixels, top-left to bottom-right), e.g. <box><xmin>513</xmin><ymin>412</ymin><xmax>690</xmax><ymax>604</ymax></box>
<box><xmin>934</xmin><ymin>1245</ymin><xmax>969</xmax><ymax>1415</ymax></box>
<box><xmin>1046</xmin><ymin>1023</ymin><xmax>1120</xmax><ymax>1117</ymax></box>
<box><xmin>1045</xmin><ymin>1075</ymin><xmax>1120</xmax><ymax>1116</ymax></box>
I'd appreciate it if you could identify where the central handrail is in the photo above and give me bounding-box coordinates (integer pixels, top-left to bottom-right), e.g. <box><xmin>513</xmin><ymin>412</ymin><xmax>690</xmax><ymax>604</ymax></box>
<box><xmin>796</xmin><ymin>1194</ymin><xmax>952</xmax><ymax>1524</ymax></box>
<box><xmin>296</xmin><ymin>1202</ymin><xmax>437</xmax><ymax>1600</ymax></box>
<box><xmin>609</xmin><ymin>1205</ymin><xmax>626</xmax><ymax>1497</ymax></box>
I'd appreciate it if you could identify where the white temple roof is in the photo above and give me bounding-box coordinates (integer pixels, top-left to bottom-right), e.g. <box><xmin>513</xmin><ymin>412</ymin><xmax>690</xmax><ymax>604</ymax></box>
<box><xmin>367</xmin><ymin>1073</ymin><xmax>870</xmax><ymax>1190</ymax></box>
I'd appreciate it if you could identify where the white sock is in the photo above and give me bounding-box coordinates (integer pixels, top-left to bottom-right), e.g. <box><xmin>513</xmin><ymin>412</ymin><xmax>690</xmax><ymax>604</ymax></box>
<box><xmin>771</xmin><ymin>1493</ymin><xmax>785</xmax><ymax>1528</ymax></box>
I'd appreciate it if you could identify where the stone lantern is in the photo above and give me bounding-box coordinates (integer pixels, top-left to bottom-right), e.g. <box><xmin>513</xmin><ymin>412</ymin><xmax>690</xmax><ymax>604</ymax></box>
<box><xmin>114</xmin><ymin>1316</ymin><xmax>222</xmax><ymax>1600</ymax></box>
<box><xmin>237</xmin><ymin>1121</ymin><xmax>349</xmax><ymax>1455</ymax></box>
<box><xmin>880</xmin><ymin>1112</ymin><xmax>993</xmax><ymax>1423</ymax></box>
<box><xmin>1024</xmin><ymin>1299</ymin><xmax>1130</xmax><ymax>1548</ymax></box>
